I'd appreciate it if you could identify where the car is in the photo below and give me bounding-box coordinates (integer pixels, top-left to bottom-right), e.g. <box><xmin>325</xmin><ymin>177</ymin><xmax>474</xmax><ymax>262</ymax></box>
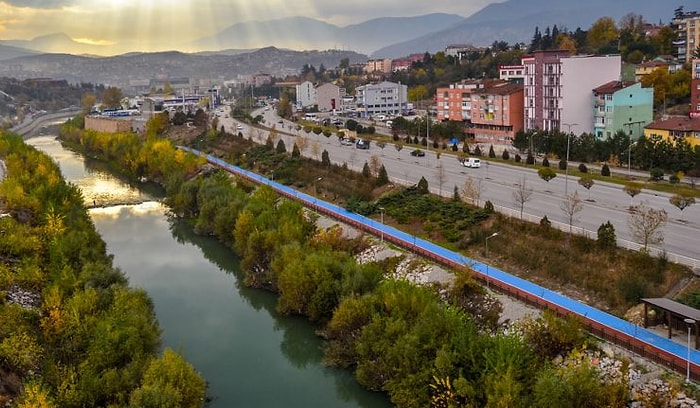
<box><xmin>277</xmin><ymin>119</ymin><xmax>284</xmax><ymax>124</ymax></box>
<box><xmin>459</xmin><ymin>157</ymin><xmax>481</xmax><ymax>168</ymax></box>
<box><xmin>355</xmin><ymin>139</ymin><xmax>370</xmax><ymax>149</ymax></box>
<box><xmin>236</xmin><ymin>124</ymin><xmax>244</xmax><ymax>131</ymax></box>
<box><xmin>410</xmin><ymin>149</ymin><xmax>426</xmax><ymax>157</ymax></box>
<box><xmin>340</xmin><ymin>138</ymin><xmax>354</xmax><ymax>146</ymax></box>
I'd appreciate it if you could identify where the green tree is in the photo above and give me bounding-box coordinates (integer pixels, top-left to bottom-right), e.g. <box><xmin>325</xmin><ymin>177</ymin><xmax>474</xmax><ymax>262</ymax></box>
<box><xmin>623</xmin><ymin>182</ymin><xmax>642</xmax><ymax>206</ymax></box>
<box><xmin>321</xmin><ymin>149</ymin><xmax>331</xmax><ymax>166</ymax></box>
<box><xmin>276</xmin><ymin>139</ymin><xmax>287</xmax><ymax>154</ymax></box>
<box><xmin>377</xmin><ymin>165</ymin><xmax>389</xmax><ymax>186</ymax></box>
<box><xmin>597</xmin><ymin>221</ymin><xmax>617</xmax><ymax>250</ymax></box>
<box><xmin>538</xmin><ymin>168</ymin><xmax>557</xmax><ymax>182</ymax></box>
<box><xmin>292</xmin><ymin>143</ymin><xmax>301</xmax><ymax>158</ymax></box>
<box><xmin>577</xmin><ymin>175</ymin><xmax>595</xmax><ymax>200</ymax></box>
<box><xmin>586</xmin><ymin>17</ymin><xmax>619</xmax><ymax>52</ymax></box>
<box><xmin>417</xmin><ymin>176</ymin><xmax>429</xmax><ymax>194</ymax></box>
<box><xmin>101</xmin><ymin>86</ymin><xmax>123</xmax><ymax>109</ymax></box>
<box><xmin>129</xmin><ymin>348</ymin><xmax>206</xmax><ymax>408</ymax></box>
<box><xmin>669</xmin><ymin>194</ymin><xmax>695</xmax><ymax>213</ymax></box>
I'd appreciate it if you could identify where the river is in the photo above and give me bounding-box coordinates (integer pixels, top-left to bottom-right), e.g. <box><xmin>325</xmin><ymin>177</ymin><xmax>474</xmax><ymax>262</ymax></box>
<box><xmin>27</xmin><ymin>135</ymin><xmax>391</xmax><ymax>408</ymax></box>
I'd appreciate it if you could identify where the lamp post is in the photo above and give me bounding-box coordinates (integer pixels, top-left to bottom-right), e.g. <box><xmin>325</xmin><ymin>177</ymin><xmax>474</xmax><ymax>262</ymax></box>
<box><xmin>562</xmin><ymin>123</ymin><xmax>578</xmax><ymax>195</ymax></box>
<box><xmin>485</xmin><ymin>232</ymin><xmax>499</xmax><ymax>289</ymax></box>
<box><xmin>685</xmin><ymin>318</ymin><xmax>696</xmax><ymax>383</ymax></box>
<box><xmin>379</xmin><ymin>207</ymin><xmax>385</xmax><ymax>243</ymax></box>
<box><xmin>314</xmin><ymin>177</ymin><xmax>322</xmax><ymax>194</ymax></box>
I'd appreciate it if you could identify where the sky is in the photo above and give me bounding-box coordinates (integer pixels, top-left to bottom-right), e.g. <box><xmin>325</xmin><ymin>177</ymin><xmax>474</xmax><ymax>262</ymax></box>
<box><xmin>0</xmin><ymin>0</ymin><xmax>497</xmax><ymax>54</ymax></box>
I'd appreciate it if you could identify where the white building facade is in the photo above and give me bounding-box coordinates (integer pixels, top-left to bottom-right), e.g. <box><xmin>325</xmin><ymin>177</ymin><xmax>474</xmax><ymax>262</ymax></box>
<box><xmin>295</xmin><ymin>81</ymin><xmax>317</xmax><ymax>108</ymax></box>
<box><xmin>316</xmin><ymin>83</ymin><xmax>344</xmax><ymax>112</ymax></box>
<box><xmin>355</xmin><ymin>81</ymin><xmax>408</xmax><ymax>118</ymax></box>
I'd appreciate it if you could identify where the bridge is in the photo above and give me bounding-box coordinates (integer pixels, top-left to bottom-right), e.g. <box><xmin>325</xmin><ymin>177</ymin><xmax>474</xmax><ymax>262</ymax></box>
<box><xmin>183</xmin><ymin>146</ymin><xmax>700</xmax><ymax>381</ymax></box>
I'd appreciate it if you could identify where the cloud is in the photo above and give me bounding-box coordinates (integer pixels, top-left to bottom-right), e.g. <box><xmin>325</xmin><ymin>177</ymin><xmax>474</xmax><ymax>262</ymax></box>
<box><xmin>2</xmin><ymin>0</ymin><xmax>74</xmax><ymax>8</ymax></box>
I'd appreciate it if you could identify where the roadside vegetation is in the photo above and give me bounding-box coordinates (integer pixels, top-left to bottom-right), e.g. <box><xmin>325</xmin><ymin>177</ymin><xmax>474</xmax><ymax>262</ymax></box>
<box><xmin>52</xmin><ymin>113</ymin><xmax>698</xmax><ymax>406</ymax></box>
<box><xmin>0</xmin><ymin>131</ymin><xmax>206</xmax><ymax>407</ymax></box>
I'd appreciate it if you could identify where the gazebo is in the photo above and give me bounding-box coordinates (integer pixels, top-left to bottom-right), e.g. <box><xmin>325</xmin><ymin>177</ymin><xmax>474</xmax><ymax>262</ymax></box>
<box><xmin>642</xmin><ymin>298</ymin><xmax>700</xmax><ymax>349</ymax></box>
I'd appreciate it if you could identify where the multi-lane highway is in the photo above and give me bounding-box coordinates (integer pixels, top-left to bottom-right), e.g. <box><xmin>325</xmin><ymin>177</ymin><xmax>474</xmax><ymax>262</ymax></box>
<box><xmin>219</xmin><ymin>107</ymin><xmax>699</xmax><ymax>270</ymax></box>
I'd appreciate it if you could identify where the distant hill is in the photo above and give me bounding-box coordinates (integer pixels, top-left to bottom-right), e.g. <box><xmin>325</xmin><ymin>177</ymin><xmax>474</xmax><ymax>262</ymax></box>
<box><xmin>194</xmin><ymin>14</ymin><xmax>466</xmax><ymax>55</ymax></box>
<box><xmin>372</xmin><ymin>0</ymin><xmax>698</xmax><ymax>57</ymax></box>
<box><xmin>0</xmin><ymin>44</ymin><xmax>39</xmax><ymax>61</ymax></box>
<box><xmin>0</xmin><ymin>47</ymin><xmax>368</xmax><ymax>89</ymax></box>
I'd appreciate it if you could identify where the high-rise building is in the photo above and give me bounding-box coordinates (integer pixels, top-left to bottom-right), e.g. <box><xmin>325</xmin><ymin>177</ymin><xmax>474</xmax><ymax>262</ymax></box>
<box><xmin>592</xmin><ymin>81</ymin><xmax>653</xmax><ymax>140</ymax></box>
<box><xmin>522</xmin><ymin>50</ymin><xmax>621</xmax><ymax>134</ymax></box>
<box><xmin>672</xmin><ymin>9</ymin><xmax>700</xmax><ymax>63</ymax></box>
<box><xmin>691</xmin><ymin>59</ymin><xmax>700</xmax><ymax>118</ymax></box>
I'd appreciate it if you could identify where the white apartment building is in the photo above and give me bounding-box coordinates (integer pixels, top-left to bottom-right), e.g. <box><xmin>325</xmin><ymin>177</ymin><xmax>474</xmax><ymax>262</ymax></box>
<box><xmin>355</xmin><ymin>81</ymin><xmax>408</xmax><ymax>119</ymax></box>
<box><xmin>295</xmin><ymin>81</ymin><xmax>316</xmax><ymax>108</ymax></box>
<box><xmin>522</xmin><ymin>50</ymin><xmax>621</xmax><ymax>134</ymax></box>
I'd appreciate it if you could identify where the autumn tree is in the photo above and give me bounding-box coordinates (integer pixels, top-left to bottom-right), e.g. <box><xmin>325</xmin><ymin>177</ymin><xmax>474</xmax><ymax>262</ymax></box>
<box><xmin>623</xmin><ymin>181</ymin><xmax>642</xmax><ymax>206</ymax></box>
<box><xmin>587</xmin><ymin>17</ymin><xmax>619</xmax><ymax>53</ymax></box>
<box><xmin>81</xmin><ymin>92</ymin><xmax>96</xmax><ymax>115</ymax></box>
<box><xmin>101</xmin><ymin>86</ymin><xmax>123</xmax><ymax>109</ymax></box>
<box><xmin>577</xmin><ymin>175</ymin><xmax>595</xmax><ymax>200</ymax></box>
<box><xmin>538</xmin><ymin>167</ymin><xmax>557</xmax><ymax>183</ymax></box>
<box><xmin>462</xmin><ymin>176</ymin><xmax>484</xmax><ymax>207</ymax></box>
<box><xmin>628</xmin><ymin>202</ymin><xmax>668</xmax><ymax>251</ymax></box>
<box><xmin>669</xmin><ymin>194</ymin><xmax>696</xmax><ymax>215</ymax></box>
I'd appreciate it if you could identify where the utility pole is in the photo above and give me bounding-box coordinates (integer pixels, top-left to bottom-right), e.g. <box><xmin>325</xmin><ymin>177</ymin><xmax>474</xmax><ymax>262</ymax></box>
<box><xmin>561</xmin><ymin>123</ymin><xmax>578</xmax><ymax>195</ymax></box>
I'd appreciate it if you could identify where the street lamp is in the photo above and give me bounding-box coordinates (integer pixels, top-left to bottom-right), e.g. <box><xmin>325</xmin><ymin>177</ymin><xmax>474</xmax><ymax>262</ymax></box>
<box><xmin>314</xmin><ymin>177</ymin><xmax>322</xmax><ymax>194</ymax></box>
<box><xmin>379</xmin><ymin>207</ymin><xmax>385</xmax><ymax>243</ymax></box>
<box><xmin>685</xmin><ymin>318</ymin><xmax>696</xmax><ymax>383</ymax></box>
<box><xmin>485</xmin><ymin>232</ymin><xmax>499</xmax><ymax>289</ymax></box>
<box><xmin>562</xmin><ymin>123</ymin><xmax>578</xmax><ymax>195</ymax></box>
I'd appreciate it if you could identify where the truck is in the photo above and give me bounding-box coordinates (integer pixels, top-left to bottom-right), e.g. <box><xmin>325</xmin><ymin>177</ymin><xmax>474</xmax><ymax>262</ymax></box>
<box><xmin>459</xmin><ymin>157</ymin><xmax>481</xmax><ymax>168</ymax></box>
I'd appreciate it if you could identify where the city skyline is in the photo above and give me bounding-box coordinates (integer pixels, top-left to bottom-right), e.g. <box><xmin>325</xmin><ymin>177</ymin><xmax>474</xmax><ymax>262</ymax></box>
<box><xmin>1</xmin><ymin>0</ymin><xmax>497</xmax><ymax>55</ymax></box>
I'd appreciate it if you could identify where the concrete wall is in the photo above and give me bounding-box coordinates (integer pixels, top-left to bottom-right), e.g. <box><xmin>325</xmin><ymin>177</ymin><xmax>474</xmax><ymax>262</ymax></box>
<box><xmin>85</xmin><ymin>116</ymin><xmax>134</xmax><ymax>133</ymax></box>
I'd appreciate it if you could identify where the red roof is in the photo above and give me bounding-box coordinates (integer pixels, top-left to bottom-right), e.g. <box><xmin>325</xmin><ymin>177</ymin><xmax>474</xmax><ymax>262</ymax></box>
<box><xmin>593</xmin><ymin>80</ymin><xmax>636</xmax><ymax>94</ymax></box>
<box><xmin>646</xmin><ymin>115</ymin><xmax>700</xmax><ymax>131</ymax></box>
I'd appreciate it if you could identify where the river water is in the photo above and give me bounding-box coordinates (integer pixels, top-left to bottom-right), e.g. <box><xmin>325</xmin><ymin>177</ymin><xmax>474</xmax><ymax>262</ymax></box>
<box><xmin>28</xmin><ymin>135</ymin><xmax>391</xmax><ymax>408</ymax></box>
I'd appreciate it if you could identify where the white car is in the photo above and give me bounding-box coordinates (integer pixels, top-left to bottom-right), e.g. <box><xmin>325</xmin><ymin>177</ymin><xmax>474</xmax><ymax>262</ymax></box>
<box><xmin>236</xmin><ymin>124</ymin><xmax>244</xmax><ymax>131</ymax></box>
<box><xmin>459</xmin><ymin>157</ymin><xmax>481</xmax><ymax>168</ymax></box>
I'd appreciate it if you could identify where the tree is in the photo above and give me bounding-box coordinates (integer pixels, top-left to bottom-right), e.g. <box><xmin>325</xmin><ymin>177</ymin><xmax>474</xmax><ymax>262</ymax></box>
<box><xmin>587</xmin><ymin>17</ymin><xmax>619</xmax><ymax>52</ymax></box>
<box><xmin>101</xmin><ymin>86</ymin><xmax>123</xmax><ymax>109</ymax></box>
<box><xmin>417</xmin><ymin>176</ymin><xmax>429</xmax><ymax>194</ymax></box>
<box><xmin>376</xmin><ymin>141</ymin><xmax>386</xmax><ymax>155</ymax></box>
<box><xmin>369</xmin><ymin>155</ymin><xmax>382</xmax><ymax>176</ymax></box>
<box><xmin>623</xmin><ymin>181</ymin><xmax>642</xmax><ymax>206</ymax></box>
<box><xmin>669</xmin><ymin>194</ymin><xmax>695</xmax><ymax>214</ymax></box>
<box><xmin>489</xmin><ymin>145</ymin><xmax>496</xmax><ymax>158</ymax></box>
<box><xmin>377</xmin><ymin>165</ymin><xmax>389</xmax><ymax>186</ymax></box>
<box><xmin>321</xmin><ymin>149</ymin><xmax>331</xmax><ymax>166</ymax></box>
<box><xmin>542</xmin><ymin>157</ymin><xmax>550</xmax><ymax>167</ymax></box>
<box><xmin>275</xmin><ymin>139</ymin><xmax>287</xmax><ymax>154</ymax></box>
<box><xmin>577</xmin><ymin>175</ymin><xmax>595</xmax><ymax>201</ymax></box>
<box><xmin>628</xmin><ymin>201</ymin><xmax>668</xmax><ymax>252</ymax></box>
<box><xmin>395</xmin><ymin>142</ymin><xmax>404</xmax><ymax>157</ymax></box>
<box><xmin>560</xmin><ymin>191</ymin><xmax>584</xmax><ymax>234</ymax></box>
<box><xmin>601</xmin><ymin>163</ymin><xmax>610</xmax><ymax>176</ymax></box>
<box><xmin>597</xmin><ymin>221</ymin><xmax>617</xmax><ymax>250</ymax></box>
<box><xmin>81</xmin><ymin>92</ymin><xmax>96</xmax><ymax>115</ymax></box>
<box><xmin>462</xmin><ymin>176</ymin><xmax>484</xmax><ymax>207</ymax></box>
<box><xmin>362</xmin><ymin>162</ymin><xmax>372</xmax><ymax>178</ymax></box>
<box><xmin>512</xmin><ymin>176</ymin><xmax>533</xmax><ymax>219</ymax></box>
<box><xmin>538</xmin><ymin>168</ymin><xmax>557</xmax><ymax>182</ymax></box>
<box><xmin>292</xmin><ymin>143</ymin><xmax>301</xmax><ymax>158</ymax></box>
<box><xmin>435</xmin><ymin>164</ymin><xmax>446</xmax><ymax>195</ymax></box>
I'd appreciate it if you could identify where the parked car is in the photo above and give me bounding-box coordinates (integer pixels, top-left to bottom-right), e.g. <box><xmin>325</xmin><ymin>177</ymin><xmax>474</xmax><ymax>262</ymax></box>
<box><xmin>410</xmin><ymin>149</ymin><xmax>426</xmax><ymax>157</ymax></box>
<box><xmin>340</xmin><ymin>138</ymin><xmax>354</xmax><ymax>146</ymax></box>
<box><xmin>459</xmin><ymin>157</ymin><xmax>481</xmax><ymax>168</ymax></box>
<box><xmin>236</xmin><ymin>124</ymin><xmax>244</xmax><ymax>131</ymax></box>
<box><xmin>356</xmin><ymin>139</ymin><xmax>370</xmax><ymax>149</ymax></box>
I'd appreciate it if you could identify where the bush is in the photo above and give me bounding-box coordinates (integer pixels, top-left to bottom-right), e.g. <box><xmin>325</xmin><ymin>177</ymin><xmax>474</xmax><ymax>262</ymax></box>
<box><xmin>540</xmin><ymin>215</ymin><xmax>551</xmax><ymax>228</ymax></box>
<box><xmin>484</xmin><ymin>200</ymin><xmax>494</xmax><ymax>213</ymax></box>
<box><xmin>597</xmin><ymin>221</ymin><xmax>616</xmax><ymax>250</ymax></box>
<box><xmin>542</xmin><ymin>157</ymin><xmax>550</xmax><ymax>167</ymax></box>
<box><xmin>489</xmin><ymin>145</ymin><xmax>496</xmax><ymax>158</ymax></box>
<box><xmin>578</xmin><ymin>163</ymin><xmax>588</xmax><ymax>173</ymax></box>
<box><xmin>650</xmin><ymin>168</ymin><xmax>664</xmax><ymax>181</ymax></box>
<box><xmin>558</xmin><ymin>160</ymin><xmax>567</xmax><ymax>170</ymax></box>
<box><xmin>526</xmin><ymin>154</ymin><xmax>535</xmax><ymax>165</ymax></box>
<box><xmin>669</xmin><ymin>174</ymin><xmax>680</xmax><ymax>184</ymax></box>
<box><xmin>502</xmin><ymin>150</ymin><xmax>510</xmax><ymax>160</ymax></box>
<box><xmin>474</xmin><ymin>146</ymin><xmax>482</xmax><ymax>156</ymax></box>
<box><xmin>601</xmin><ymin>163</ymin><xmax>610</xmax><ymax>177</ymax></box>
<box><xmin>515</xmin><ymin>154</ymin><xmax>521</xmax><ymax>163</ymax></box>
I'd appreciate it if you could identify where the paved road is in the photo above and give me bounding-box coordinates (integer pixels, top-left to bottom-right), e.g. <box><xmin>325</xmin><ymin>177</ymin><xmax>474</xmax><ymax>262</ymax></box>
<box><xmin>220</xmin><ymin>109</ymin><xmax>700</xmax><ymax>270</ymax></box>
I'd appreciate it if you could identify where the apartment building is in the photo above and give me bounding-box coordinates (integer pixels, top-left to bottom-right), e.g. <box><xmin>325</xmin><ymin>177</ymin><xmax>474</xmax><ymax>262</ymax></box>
<box><xmin>445</xmin><ymin>44</ymin><xmax>480</xmax><ymax>60</ymax></box>
<box><xmin>364</xmin><ymin>59</ymin><xmax>393</xmax><ymax>74</ymax></box>
<box><xmin>355</xmin><ymin>81</ymin><xmax>408</xmax><ymax>118</ymax></box>
<box><xmin>435</xmin><ymin>79</ymin><xmax>524</xmax><ymax>144</ymax></box>
<box><xmin>672</xmin><ymin>9</ymin><xmax>700</xmax><ymax>63</ymax></box>
<box><xmin>295</xmin><ymin>81</ymin><xmax>316</xmax><ymax>108</ymax></box>
<box><xmin>592</xmin><ymin>81</ymin><xmax>653</xmax><ymax>140</ymax></box>
<box><xmin>498</xmin><ymin>65</ymin><xmax>525</xmax><ymax>83</ymax></box>
<box><xmin>644</xmin><ymin>115</ymin><xmax>700</xmax><ymax>147</ymax></box>
<box><xmin>691</xmin><ymin>59</ymin><xmax>700</xmax><ymax>118</ymax></box>
<box><xmin>522</xmin><ymin>50</ymin><xmax>621</xmax><ymax>134</ymax></box>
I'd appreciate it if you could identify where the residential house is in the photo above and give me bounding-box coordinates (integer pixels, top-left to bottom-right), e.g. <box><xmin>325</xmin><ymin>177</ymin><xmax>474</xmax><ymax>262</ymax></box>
<box><xmin>691</xmin><ymin>59</ymin><xmax>700</xmax><ymax>118</ymax></box>
<box><xmin>498</xmin><ymin>65</ymin><xmax>525</xmax><ymax>83</ymax></box>
<box><xmin>592</xmin><ymin>81</ymin><xmax>654</xmax><ymax>140</ymax></box>
<box><xmin>644</xmin><ymin>115</ymin><xmax>700</xmax><ymax>147</ymax></box>
<box><xmin>355</xmin><ymin>81</ymin><xmax>408</xmax><ymax>118</ymax></box>
<box><xmin>445</xmin><ymin>44</ymin><xmax>480</xmax><ymax>60</ymax></box>
<box><xmin>522</xmin><ymin>50</ymin><xmax>621</xmax><ymax>134</ymax></box>
<box><xmin>672</xmin><ymin>9</ymin><xmax>700</xmax><ymax>63</ymax></box>
<box><xmin>635</xmin><ymin>60</ymin><xmax>670</xmax><ymax>81</ymax></box>
<box><xmin>295</xmin><ymin>81</ymin><xmax>316</xmax><ymax>108</ymax></box>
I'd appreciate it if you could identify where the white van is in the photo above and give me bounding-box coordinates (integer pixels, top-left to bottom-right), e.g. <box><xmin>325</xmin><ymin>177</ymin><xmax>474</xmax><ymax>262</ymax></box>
<box><xmin>459</xmin><ymin>157</ymin><xmax>481</xmax><ymax>168</ymax></box>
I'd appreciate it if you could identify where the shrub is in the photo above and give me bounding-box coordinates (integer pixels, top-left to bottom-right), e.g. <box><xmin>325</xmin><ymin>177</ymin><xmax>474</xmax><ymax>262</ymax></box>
<box><xmin>597</xmin><ymin>221</ymin><xmax>616</xmax><ymax>250</ymax></box>
<box><xmin>601</xmin><ymin>163</ymin><xmax>610</xmax><ymax>177</ymax></box>
<box><xmin>669</xmin><ymin>174</ymin><xmax>679</xmax><ymax>184</ymax></box>
<box><xmin>489</xmin><ymin>145</ymin><xmax>496</xmax><ymax>158</ymax></box>
<box><xmin>542</xmin><ymin>157</ymin><xmax>550</xmax><ymax>167</ymax></box>
<box><xmin>650</xmin><ymin>168</ymin><xmax>664</xmax><ymax>181</ymax></box>
<box><xmin>526</xmin><ymin>154</ymin><xmax>535</xmax><ymax>165</ymax></box>
<box><xmin>502</xmin><ymin>150</ymin><xmax>510</xmax><ymax>160</ymax></box>
<box><xmin>484</xmin><ymin>200</ymin><xmax>494</xmax><ymax>213</ymax></box>
<box><xmin>474</xmin><ymin>146</ymin><xmax>482</xmax><ymax>156</ymax></box>
<box><xmin>540</xmin><ymin>215</ymin><xmax>551</xmax><ymax>228</ymax></box>
<box><xmin>578</xmin><ymin>163</ymin><xmax>588</xmax><ymax>173</ymax></box>
<box><xmin>515</xmin><ymin>154</ymin><xmax>521</xmax><ymax>163</ymax></box>
<box><xmin>558</xmin><ymin>159</ymin><xmax>567</xmax><ymax>170</ymax></box>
